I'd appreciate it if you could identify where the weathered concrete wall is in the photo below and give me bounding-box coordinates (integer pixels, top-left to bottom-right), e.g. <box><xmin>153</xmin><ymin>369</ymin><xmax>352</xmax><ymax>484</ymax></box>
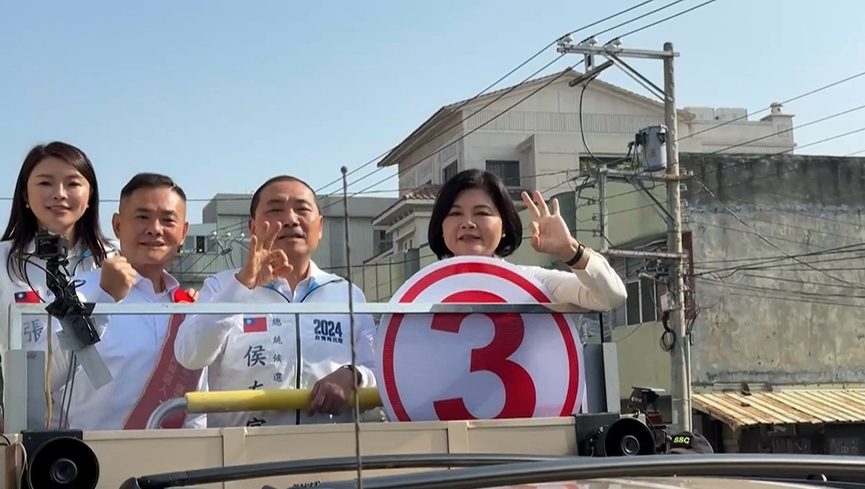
<box><xmin>682</xmin><ymin>153</ymin><xmax>865</xmax><ymax>385</ymax></box>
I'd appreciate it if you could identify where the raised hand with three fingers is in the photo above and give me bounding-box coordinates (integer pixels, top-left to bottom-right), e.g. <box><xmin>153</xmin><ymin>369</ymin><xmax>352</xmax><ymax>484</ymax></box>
<box><xmin>235</xmin><ymin>221</ymin><xmax>294</xmax><ymax>289</ymax></box>
<box><xmin>521</xmin><ymin>190</ymin><xmax>588</xmax><ymax>268</ymax></box>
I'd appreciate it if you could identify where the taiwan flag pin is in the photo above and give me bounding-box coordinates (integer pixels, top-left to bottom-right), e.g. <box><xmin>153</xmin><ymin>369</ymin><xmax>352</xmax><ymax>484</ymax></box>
<box><xmin>14</xmin><ymin>291</ymin><xmax>39</xmax><ymax>304</ymax></box>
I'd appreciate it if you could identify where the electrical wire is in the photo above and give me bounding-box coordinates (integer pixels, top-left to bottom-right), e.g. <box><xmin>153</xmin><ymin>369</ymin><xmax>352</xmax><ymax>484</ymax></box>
<box><xmin>700</xmin><ymin>277</ymin><xmax>865</xmax><ymax>307</ymax></box>
<box><xmin>312</xmin><ymin>0</ymin><xmax>662</xmax><ymax>195</ymax></box>
<box><xmin>612</xmin><ymin>0</ymin><xmax>718</xmax><ymax>40</ymax></box>
<box><xmin>172</xmin><ymin>233</ymin><xmax>246</xmax><ymax>283</ymax></box>
<box><xmin>603</xmin><ymin>102</ymin><xmax>865</xmax><ymax>205</ymax></box>
<box><xmin>692</xmin><ymin>242</ymin><xmax>865</xmax><ymax>274</ymax></box>
<box><xmin>171</xmin><ymin>164</ymin><xmax>860</xmax><ymax>287</ymax></box>
<box><xmin>172</xmin><ymin>136</ymin><xmax>865</xmax><ymax>302</ymax></box>
<box><xmin>315</xmin><ymin>59</ymin><xmax>583</xmax><ymax>214</ymax></box>
<box><xmin>168</xmin><ymin>168</ymin><xmax>580</xmax><ymax>287</ymax></box>
<box><xmin>14</xmin><ymin>252</ymin><xmax>85</xmax><ymax>429</ymax></box>
<box><xmin>682</xmin><ymin>69</ymin><xmax>865</xmax><ymax>143</ymax></box>
<box><xmin>37</xmin><ymin>59</ymin><xmax>856</xmax><ymax>209</ymax></box>
<box><xmin>604</xmin><ymin>124</ymin><xmax>865</xmax><ymax>218</ymax></box>
<box><xmin>0</xmin><ymin>2</ymin><xmax>738</xmax><ymax>208</ymax></box>
<box><xmin>315</xmin><ymin>0</ymin><xmax>713</xmax><ymax>210</ymax></box>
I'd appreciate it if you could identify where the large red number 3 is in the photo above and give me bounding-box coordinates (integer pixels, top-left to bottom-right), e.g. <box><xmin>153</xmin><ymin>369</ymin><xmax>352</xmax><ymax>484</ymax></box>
<box><xmin>430</xmin><ymin>290</ymin><xmax>537</xmax><ymax>420</ymax></box>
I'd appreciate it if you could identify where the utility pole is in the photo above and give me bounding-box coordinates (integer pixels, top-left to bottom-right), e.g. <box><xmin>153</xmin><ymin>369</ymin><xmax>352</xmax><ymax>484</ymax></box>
<box><xmin>663</xmin><ymin>42</ymin><xmax>691</xmax><ymax>433</ymax></box>
<box><xmin>598</xmin><ymin>164</ymin><xmax>609</xmax><ymax>253</ymax></box>
<box><xmin>557</xmin><ymin>37</ymin><xmax>691</xmax><ymax>432</ymax></box>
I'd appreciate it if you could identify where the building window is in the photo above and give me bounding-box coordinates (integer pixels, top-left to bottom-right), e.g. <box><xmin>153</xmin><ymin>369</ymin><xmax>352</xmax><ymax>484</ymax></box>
<box><xmin>617</xmin><ymin>278</ymin><xmax>658</xmax><ymax>326</ymax></box>
<box><xmin>609</xmin><ymin>256</ymin><xmax>662</xmax><ymax>327</ymax></box>
<box><xmin>485</xmin><ymin>160</ymin><xmax>521</xmax><ymax>187</ymax></box>
<box><xmin>442</xmin><ymin>160</ymin><xmax>458</xmax><ymax>183</ymax></box>
<box><xmin>375</xmin><ymin>230</ymin><xmax>393</xmax><ymax>255</ymax></box>
<box><xmin>195</xmin><ymin>236</ymin><xmax>206</xmax><ymax>253</ymax></box>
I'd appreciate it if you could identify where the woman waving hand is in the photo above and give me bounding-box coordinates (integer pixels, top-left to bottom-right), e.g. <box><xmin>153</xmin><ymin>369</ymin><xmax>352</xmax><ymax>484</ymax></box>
<box><xmin>427</xmin><ymin>169</ymin><xmax>626</xmax><ymax>311</ymax></box>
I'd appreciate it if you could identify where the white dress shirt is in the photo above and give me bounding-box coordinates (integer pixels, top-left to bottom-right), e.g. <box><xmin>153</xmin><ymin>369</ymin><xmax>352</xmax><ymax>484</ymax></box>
<box><xmin>49</xmin><ymin>269</ymin><xmax>207</xmax><ymax>431</ymax></box>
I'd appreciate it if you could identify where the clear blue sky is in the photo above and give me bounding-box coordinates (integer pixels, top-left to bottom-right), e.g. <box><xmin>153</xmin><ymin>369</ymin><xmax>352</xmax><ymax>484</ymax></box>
<box><xmin>1</xmin><ymin>0</ymin><xmax>863</xmax><ymax>234</ymax></box>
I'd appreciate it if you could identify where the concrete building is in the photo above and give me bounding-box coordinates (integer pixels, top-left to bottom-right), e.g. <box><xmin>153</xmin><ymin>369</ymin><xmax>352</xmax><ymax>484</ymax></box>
<box><xmin>354</xmin><ymin>150</ymin><xmax>865</xmax><ymax>453</ymax></box>
<box><xmin>576</xmin><ymin>152</ymin><xmax>865</xmax><ymax>453</ymax></box>
<box><xmin>361</xmin><ymin>67</ymin><xmax>796</xmax><ymax>283</ymax></box>
<box><xmin>169</xmin><ymin>193</ymin><xmax>397</xmax><ymax>290</ymax></box>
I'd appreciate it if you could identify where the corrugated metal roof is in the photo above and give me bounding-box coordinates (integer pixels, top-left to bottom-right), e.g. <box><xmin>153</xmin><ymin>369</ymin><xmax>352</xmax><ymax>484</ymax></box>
<box><xmin>692</xmin><ymin>389</ymin><xmax>865</xmax><ymax>429</ymax></box>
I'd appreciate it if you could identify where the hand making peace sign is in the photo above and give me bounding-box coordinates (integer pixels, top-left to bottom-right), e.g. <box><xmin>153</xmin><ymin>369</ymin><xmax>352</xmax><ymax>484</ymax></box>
<box><xmin>235</xmin><ymin>221</ymin><xmax>294</xmax><ymax>289</ymax></box>
<box><xmin>521</xmin><ymin>190</ymin><xmax>582</xmax><ymax>263</ymax></box>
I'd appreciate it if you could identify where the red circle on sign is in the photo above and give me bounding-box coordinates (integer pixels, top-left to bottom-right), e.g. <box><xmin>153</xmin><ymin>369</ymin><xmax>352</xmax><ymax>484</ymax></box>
<box><xmin>380</xmin><ymin>260</ymin><xmax>580</xmax><ymax>422</ymax></box>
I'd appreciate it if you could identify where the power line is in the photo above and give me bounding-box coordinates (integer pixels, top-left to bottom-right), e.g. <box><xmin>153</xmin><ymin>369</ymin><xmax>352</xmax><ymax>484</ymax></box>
<box><xmin>0</xmin><ymin>3</ymin><xmax>725</xmax><ymax>208</ymax></box>
<box><xmin>0</xmin><ymin>187</ymin><xmax>402</xmax><ymax>204</ymax></box>
<box><xmin>604</xmin><ymin>124</ymin><xmax>865</xmax><ymax>217</ymax></box>
<box><xmin>317</xmin><ymin>0</ymin><xmax>712</xmax><ymax>208</ymax></box>
<box><xmin>681</xmin><ymin>69</ymin><xmax>865</xmax><ymax>143</ymax></box>
<box><xmin>173</xmin><ymin>172</ymin><xmax>579</xmax><ymax>278</ymax></box>
<box><xmin>692</xmin><ymin>242</ymin><xmax>865</xmax><ymax>275</ymax></box>
<box><xmin>312</xmin><ymin>0</ymin><xmax>661</xmax><ymax>195</ymax></box>
<box><xmin>316</xmin><ymin>61</ymin><xmax>585</xmax><ymax>213</ymax></box>
<box><xmin>689</xmin><ymin>166</ymin><xmax>865</xmax><ymax>289</ymax></box>
<box><xmin>318</xmin><ymin>3</ymin><xmax>716</xmax><ymax>214</ymax></box>
<box><xmin>318</xmin><ymin>61</ymin><xmax>865</xmax><ymax>206</ymax></box>
<box><xmin>314</xmin><ymin>0</ymin><xmax>714</xmax><ymax>212</ymax></box>
<box><xmin>603</xmin><ymin>100</ymin><xmax>865</xmax><ymax>204</ymax></box>
<box><xmin>0</xmin><ymin>167</ymin><xmax>571</xmax><ymax>207</ymax></box>
<box><xmin>0</xmin><ymin>3</ymin><xmax>665</xmax><ymax>211</ymax></box>
<box><xmin>168</xmin><ymin>171</ymin><xmax>590</xmax><ymax>281</ymax></box>
<box><xmin>700</xmin><ymin>278</ymin><xmax>865</xmax><ymax>308</ymax></box>
<box><xmin>612</xmin><ymin>0</ymin><xmax>717</xmax><ymax>40</ymax></box>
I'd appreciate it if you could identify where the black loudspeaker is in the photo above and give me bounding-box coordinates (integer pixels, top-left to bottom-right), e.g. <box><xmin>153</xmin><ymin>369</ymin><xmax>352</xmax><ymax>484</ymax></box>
<box><xmin>590</xmin><ymin>417</ymin><xmax>657</xmax><ymax>457</ymax></box>
<box><xmin>21</xmin><ymin>430</ymin><xmax>99</xmax><ymax>489</ymax></box>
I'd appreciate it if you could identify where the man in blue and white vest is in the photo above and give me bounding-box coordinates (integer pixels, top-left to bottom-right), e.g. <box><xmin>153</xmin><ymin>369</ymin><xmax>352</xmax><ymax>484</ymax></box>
<box><xmin>174</xmin><ymin>175</ymin><xmax>377</xmax><ymax>428</ymax></box>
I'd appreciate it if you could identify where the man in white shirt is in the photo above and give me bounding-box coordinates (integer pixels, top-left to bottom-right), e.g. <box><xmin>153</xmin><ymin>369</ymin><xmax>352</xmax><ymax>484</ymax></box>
<box><xmin>50</xmin><ymin>173</ymin><xmax>206</xmax><ymax>430</ymax></box>
<box><xmin>174</xmin><ymin>175</ymin><xmax>377</xmax><ymax>428</ymax></box>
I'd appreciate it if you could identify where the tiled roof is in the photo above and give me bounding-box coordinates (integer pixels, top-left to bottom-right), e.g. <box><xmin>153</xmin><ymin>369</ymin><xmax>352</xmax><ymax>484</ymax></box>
<box><xmin>442</xmin><ymin>67</ymin><xmax>663</xmax><ymax>113</ymax></box>
<box><xmin>693</xmin><ymin>388</ymin><xmax>865</xmax><ymax>429</ymax></box>
<box><xmin>378</xmin><ymin>67</ymin><xmax>691</xmax><ymax>168</ymax></box>
<box><xmin>401</xmin><ymin>185</ymin><xmax>440</xmax><ymax>201</ymax></box>
<box><xmin>372</xmin><ymin>185</ymin><xmax>440</xmax><ymax>227</ymax></box>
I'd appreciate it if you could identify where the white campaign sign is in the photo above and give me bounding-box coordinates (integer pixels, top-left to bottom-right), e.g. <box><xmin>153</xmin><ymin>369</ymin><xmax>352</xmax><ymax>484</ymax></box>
<box><xmin>374</xmin><ymin>256</ymin><xmax>586</xmax><ymax>422</ymax></box>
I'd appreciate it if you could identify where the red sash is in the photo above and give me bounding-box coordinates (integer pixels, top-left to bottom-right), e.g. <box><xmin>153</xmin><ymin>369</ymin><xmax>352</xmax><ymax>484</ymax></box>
<box><xmin>123</xmin><ymin>289</ymin><xmax>203</xmax><ymax>430</ymax></box>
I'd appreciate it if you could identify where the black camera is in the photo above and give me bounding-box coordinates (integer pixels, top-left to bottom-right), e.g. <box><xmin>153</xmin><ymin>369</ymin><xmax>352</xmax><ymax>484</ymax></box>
<box><xmin>30</xmin><ymin>229</ymin><xmax>110</xmax><ymax>387</ymax></box>
<box><xmin>628</xmin><ymin>386</ymin><xmax>664</xmax><ymax>414</ymax></box>
<box><xmin>628</xmin><ymin>386</ymin><xmax>669</xmax><ymax>452</ymax></box>
<box><xmin>33</xmin><ymin>230</ymin><xmax>70</xmax><ymax>263</ymax></box>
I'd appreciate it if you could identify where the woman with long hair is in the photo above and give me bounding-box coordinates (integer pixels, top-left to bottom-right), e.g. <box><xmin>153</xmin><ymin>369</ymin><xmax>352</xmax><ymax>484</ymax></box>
<box><xmin>427</xmin><ymin>168</ymin><xmax>627</xmax><ymax>311</ymax></box>
<box><xmin>0</xmin><ymin>141</ymin><xmax>117</xmax><ymax>427</ymax></box>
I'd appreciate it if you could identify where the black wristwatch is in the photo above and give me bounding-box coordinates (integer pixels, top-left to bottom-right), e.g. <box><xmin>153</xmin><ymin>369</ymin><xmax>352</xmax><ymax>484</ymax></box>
<box><xmin>341</xmin><ymin>364</ymin><xmax>363</xmax><ymax>386</ymax></box>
